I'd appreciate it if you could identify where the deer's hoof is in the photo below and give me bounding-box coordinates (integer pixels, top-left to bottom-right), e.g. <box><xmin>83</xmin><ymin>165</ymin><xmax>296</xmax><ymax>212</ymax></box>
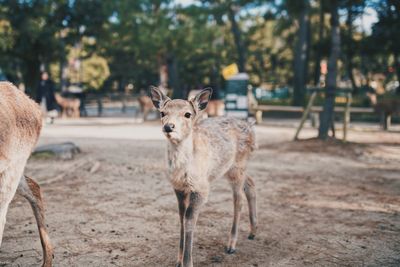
<box><xmin>42</xmin><ymin>258</ymin><xmax>53</xmax><ymax>267</ymax></box>
<box><xmin>225</xmin><ymin>247</ymin><xmax>236</xmax><ymax>254</ymax></box>
<box><xmin>248</xmin><ymin>233</ymin><xmax>256</xmax><ymax>240</ymax></box>
<box><xmin>175</xmin><ymin>262</ymin><xmax>182</xmax><ymax>267</ymax></box>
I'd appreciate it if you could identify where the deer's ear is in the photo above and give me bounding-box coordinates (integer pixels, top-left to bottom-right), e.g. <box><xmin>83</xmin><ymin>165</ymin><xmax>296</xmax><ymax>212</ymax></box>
<box><xmin>150</xmin><ymin>86</ymin><xmax>170</xmax><ymax>110</ymax></box>
<box><xmin>192</xmin><ymin>88</ymin><xmax>213</xmax><ymax>111</ymax></box>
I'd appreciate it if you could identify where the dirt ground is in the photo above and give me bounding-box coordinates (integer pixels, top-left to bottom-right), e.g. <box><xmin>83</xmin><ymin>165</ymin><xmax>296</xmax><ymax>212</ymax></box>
<box><xmin>0</xmin><ymin>118</ymin><xmax>399</xmax><ymax>267</ymax></box>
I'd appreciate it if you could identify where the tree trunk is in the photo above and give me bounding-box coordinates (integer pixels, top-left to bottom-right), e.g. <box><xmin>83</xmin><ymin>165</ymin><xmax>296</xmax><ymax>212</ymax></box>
<box><xmin>227</xmin><ymin>5</ymin><xmax>246</xmax><ymax>72</ymax></box>
<box><xmin>313</xmin><ymin>1</ymin><xmax>325</xmax><ymax>86</ymax></box>
<box><xmin>256</xmin><ymin>50</ymin><xmax>265</xmax><ymax>83</ymax></box>
<box><xmin>347</xmin><ymin>57</ymin><xmax>357</xmax><ymax>93</ymax></box>
<box><xmin>394</xmin><ymin>51</ymin><xmax>400</xmax><ymax>89</ymax></box>
<box><xmin>346</xmin><ymin>4</ymin><xmax>358</xmax><ymax>94</ymax></box>
<box><xmin>59</xmin><ymin>38</ymin><xmax>67</xmax><ymax>92</ymax></box>
<box><xmin>293</xmin><ymin>0</ymin><xmax>310</xmax><ymax>106</ymax></box>
<box><xmin>318</xmin><ymin>0</ymin><xmax>340</xmax><ymax>140</ymax></box>
<box><xmin>157</xmin><ymin>53</ymin><xmax>169</xmax><ymax>90</ymax></box>
<box><xmin>168</xmin><ymin>54</ymin><xmax>182</xmax><ymax>99</ymax></box>
<box><xmin>23</xmin><ymin>57</ymin><xmax>41</xmax><ymax>98</ymax></box>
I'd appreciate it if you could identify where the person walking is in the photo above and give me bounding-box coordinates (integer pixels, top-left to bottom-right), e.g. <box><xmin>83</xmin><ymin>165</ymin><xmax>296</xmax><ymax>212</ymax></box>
<box><xmin>36</xmin><ymin>71</ymin><xmax>58</xmax><ymax>123</ymax></box>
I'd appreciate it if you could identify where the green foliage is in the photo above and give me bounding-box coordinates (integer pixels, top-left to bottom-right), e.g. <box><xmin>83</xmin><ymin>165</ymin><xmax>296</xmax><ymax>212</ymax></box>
<box><xmin>0</xmin><ymin>0</ymin><xmax>398</xmax><ymax>99</ymax></box>
<box><xmin>81</xmin><ymin>54</ymin><xmax>110</xmax><ymax>90</ymax></box>
<box><xmin>0</xmin><ymin>19</ymin><xmax>14</xmax><ymax>50</ymax></box>
<box><xmin>0</xmin><ymin>0</ymin><xmax>112</xmax><ymax>93</ymax></box>
<box><xmin>369</xmin><ymin>0</ymin><xmax>400</xmax><ymax>81</ymax></box>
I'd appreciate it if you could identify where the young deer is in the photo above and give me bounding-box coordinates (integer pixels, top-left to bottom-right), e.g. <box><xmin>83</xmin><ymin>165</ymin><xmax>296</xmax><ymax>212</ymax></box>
<box><xmin>150</xmin><ymin>87</ymin><xmax>257</xmax><ymax>267</ymax></box>
<box><xmin>55</xmin><ymin>93</ymin><xmax>80</xmax><ymax>118</ymax></box>
<box><xmin>0</xmin><ymin>82</ymin><xmax>53</xmax><ymax>267</ymax></box>
<box><xmin>137</xmin><ymin>94</ymin><xmax>154</xmax><ymax>121</ymax></box>
<box><xmin>367</xmin><ymin>92</ymin><xmax>400</xmax><ymax>130</ymax></box>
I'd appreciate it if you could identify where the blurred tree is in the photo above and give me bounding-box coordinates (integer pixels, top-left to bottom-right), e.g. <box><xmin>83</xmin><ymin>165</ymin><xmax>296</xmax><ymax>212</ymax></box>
<box><xmin>290</xmin><ymin>0</ymin><xmax>310</xmax><ymax>106</ymax></box>
<box><xmin>0</xmin><ymin>19</ymin><xmax>13</xmax><ymax>51</ymax></box>
<box><xmin>81</xmin><ymin>54</ymin><xmax>110</xmax><ymax>90</ymax></box>
<box><xmin>371</xmin><ymin>0</ymin><xmax>400</xmax><ymax>86</ymax></box>
<box><xmin>0</xmin><ymin>0</ymin><xmax>112</xmax><ymax>96</ymax></box>
<box><xmin>63</xmin><ymin>40</ymin><xmax>110</xmax><ymax>90</ymax></box>
<box><xmin>95</xmin><ymin>0</ymin><xmax>158</xmax><ymax>91</ymax></box>
<box><xmin>0</xmin><ymin>0</ymin><xmax>68</xmax><ymax>94</ymax></box>
<box><xmin>319</xmin><ymin>0</ymin><xmax>341</xmax><ymax>139</ymax></box>
<box><xmin>0</xmin><ymin>0</ymin><xmax>396</xmax><ymax>105</ymax></box>
<box><xmin>227</xmin><ymin>2</ymin><xmax>247</xmax><ymax>72</ymax></box>
<box><xmin>342</xmin><ymin>0</ymin><xmax>365</xmax><ymax>93</ymax></box>
<box><xmin>312</xmin><ymin>0</ymin><xmax>328</xmax><ymax>86</ymax></box>
<box><xmin>96</xmin><ymin>0</ymin><xmax>232</xmax><ymax>97</ymax></box>
<box><xmin>199</xmin><ymin>0</ymin><xmax>261</xmax><ymax>73</ymax></box>
<box><xmin>246</xmin><ymin>5</ymin><xmax>296</xmax><ymax>86</ymax></box>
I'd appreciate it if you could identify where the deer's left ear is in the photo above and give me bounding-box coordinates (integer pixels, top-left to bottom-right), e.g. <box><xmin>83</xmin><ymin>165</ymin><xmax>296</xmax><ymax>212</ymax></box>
<box><xmin>192</xmin><ymin>88</ymin><xmax>213</xmax><ymax>111</ymax></box>
<box><xmin>150</xmin><ymin>86</ymin><xmax>170</xmax><ymax>110</ymax></box>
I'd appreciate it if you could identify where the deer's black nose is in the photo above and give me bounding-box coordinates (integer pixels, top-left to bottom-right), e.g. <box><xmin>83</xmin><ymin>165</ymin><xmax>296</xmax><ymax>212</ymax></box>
<box><xmin>164</xmin><ymin>123</ymin><xmax>175</xmax><ymax>133</ymax></box>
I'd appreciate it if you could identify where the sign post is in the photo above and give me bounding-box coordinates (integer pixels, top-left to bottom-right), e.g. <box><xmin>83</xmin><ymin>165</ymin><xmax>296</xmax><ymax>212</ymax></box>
<box><xmin>224</xmin><ymin>73</ymin><xmax>249</xmax><ymax>119</ymax></box>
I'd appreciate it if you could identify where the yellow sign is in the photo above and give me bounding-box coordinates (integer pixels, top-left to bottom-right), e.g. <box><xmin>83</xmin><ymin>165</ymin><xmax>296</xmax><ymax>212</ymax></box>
<box><xmin>222</xmin><ymin>63</ymin><xmax>239</xmax><ymax>80</ymax></box>
<box><xmin>335</xmin><ymin>96</ymin><xmax>347</xmax><ymax>104</ymax></box>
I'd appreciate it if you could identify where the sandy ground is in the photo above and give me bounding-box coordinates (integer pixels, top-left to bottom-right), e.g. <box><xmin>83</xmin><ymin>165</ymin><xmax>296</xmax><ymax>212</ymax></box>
<box><xmin>0</xmin><ymin>118</ymin><xmax>399</xmax><ymax>267</ymax></box>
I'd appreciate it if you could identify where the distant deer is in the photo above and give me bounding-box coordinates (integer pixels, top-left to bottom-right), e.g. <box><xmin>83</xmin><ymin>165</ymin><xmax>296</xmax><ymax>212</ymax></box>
<box><xmin>188</xmin><ymin>89</ymin><xmax>225</xmax><ymax>117</ymax></box>
<box><xmin>137</xmin><ymin>94</ymin><xmax>154</xmax><ymax>121</ymax></box>
<box><xmin>0</xmin><ymin>82</ymin><xmax>53</xmax><ymax>267</ymax></box>
<box><xmin>150</xmin><ymin>87</ymin><xmax>257</xmax><ymax>267</ymax></box>
<box><xmin>55</xmin><ymin>93</ymin><xmax>80</xmax><ymax>118</ymax></box>
<box><xmin>367</xmin><ymin>92</ymin><xmax>400</xmax><ymax>130</ymax></box>
<box><xmin>205</xmin><ymin>99</ymin><xmax>225</xmax><ymax>116</ymax></box>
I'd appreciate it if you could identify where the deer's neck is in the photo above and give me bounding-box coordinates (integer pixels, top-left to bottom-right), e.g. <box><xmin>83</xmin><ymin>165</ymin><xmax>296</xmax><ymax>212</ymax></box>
<box><xmin>167</xmin><ymin>135</ymin><xmax>194</xmax><ymax>171</ymax></box>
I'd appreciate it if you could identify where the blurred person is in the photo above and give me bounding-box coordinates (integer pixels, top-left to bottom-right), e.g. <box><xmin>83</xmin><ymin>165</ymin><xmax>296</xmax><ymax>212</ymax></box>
<box><xmin>36</xmin><ymin>71</ymin><xmax>58</xmax><ymax>123</ymax></box>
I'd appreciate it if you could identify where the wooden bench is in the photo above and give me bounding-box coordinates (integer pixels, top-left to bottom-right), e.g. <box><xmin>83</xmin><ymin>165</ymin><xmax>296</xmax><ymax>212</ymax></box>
<box><xmin>251</xmin><ymin>92</ymin><xmax>375</xmax><ymax>142</ymax></box>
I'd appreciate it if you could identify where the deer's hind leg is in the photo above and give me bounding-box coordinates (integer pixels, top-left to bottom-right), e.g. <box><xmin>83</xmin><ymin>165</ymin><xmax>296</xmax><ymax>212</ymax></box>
<box><xmin>244</xmin><ymin>175</ymin><xmax>257</xmax><ymax>239</ymax></box>
<box><xmin>0</xmin><ymin>167</ymin><xmax>21</xmax><ymax>246</ymax></box>
<box><xmin>226</xmin><ymin>168</ymin><xmax>246</xmax><ymax>254</ymax></box>
<box><xmin>17</xmin><ymin>175</ymin><xmax>53</xmax><ymax>267</ymax></box>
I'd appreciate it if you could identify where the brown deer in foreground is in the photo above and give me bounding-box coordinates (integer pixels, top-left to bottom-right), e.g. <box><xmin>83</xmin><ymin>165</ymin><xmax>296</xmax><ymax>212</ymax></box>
<box><xmin>0</xmin><ymin>82</ymin><xmax>53</xmax><ymax>267</ymax></box>
<box><xmin>150</xmin><ymin>87</ymin><xmax>257</xmax><ymax>267</ymax></box>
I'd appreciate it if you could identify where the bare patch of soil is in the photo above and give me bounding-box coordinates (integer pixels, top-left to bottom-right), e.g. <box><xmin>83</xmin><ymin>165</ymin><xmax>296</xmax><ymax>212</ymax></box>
<box><xmin>0</xmin><ymin>122</ymin><xmax>399</xmax><ymax>266</ymax></box>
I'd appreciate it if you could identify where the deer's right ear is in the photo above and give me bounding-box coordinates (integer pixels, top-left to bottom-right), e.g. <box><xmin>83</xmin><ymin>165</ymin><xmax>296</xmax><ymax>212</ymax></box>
<box><xmin>192</xmin><ymin>87</ymin><xmax>213</xmax><ymax>111</ymax></box>
<box><xmin>150</xmin><ymin>86</ymin><xmax>170</xmax><ymax>110</ymax></box>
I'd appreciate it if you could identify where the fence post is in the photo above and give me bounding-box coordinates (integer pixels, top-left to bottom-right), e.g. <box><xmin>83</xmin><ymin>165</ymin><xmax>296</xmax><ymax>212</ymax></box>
<box><xmin>255</xmin><ymin>110</ymin><xmax>263</xmax><ymax>124</ymax></box>
<box><xmin>97</xmin><ymin>95</ymin><xmax>103</xmax><ymax>117</ymax></box>
<box><xmin>343</xmin><ymin>92</ymin><xmax>352</xmax><ymax>142</ymax></box>
<box><xmin>121</xmin><ymin>93</ymin><xmax>127</xmax><ymax>113</ymax></box>
<box><xmin>294</xmin><ymin>91</ymin><xmax>317</xmax><ymax>140</ymax></box>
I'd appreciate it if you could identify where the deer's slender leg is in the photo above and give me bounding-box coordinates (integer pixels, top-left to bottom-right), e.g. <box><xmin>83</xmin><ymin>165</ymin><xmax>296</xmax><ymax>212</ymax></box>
<box><xmin>0</xmin><ymin>170</ymin><xmax>21</xmax><ymax>246</ymax></box>
<box><xmin>175</xmin><ymin>190</ymin><xmax>187</xmax><ymax>267</ymax></box>
<box><xmin>226</xmin><ymin>172</ymin><xmax>245</xmax><ymax>254</ymax></box>
<box><xmin>182</xmin><ymin>191</ymin><xmax>204</xmax><ymax>267</ymax></box>
<box><xmin>17</xmin><ymin>176</ymin><xmax>53</xmax><ymax>267</ymax></box>
<box><xmin>0</xmin><ymin>196</ymin><xmax>14</xmax><ymax>246</ymax></box>
<box><xmin>143</xmin><ymin>109</ymin><xmax>149</xmax><ymax>121</ymax></box>
<box><xmin>244</xmin><ymin>175</ymin><xmax>257</xmax><ymax>240</ymax></box>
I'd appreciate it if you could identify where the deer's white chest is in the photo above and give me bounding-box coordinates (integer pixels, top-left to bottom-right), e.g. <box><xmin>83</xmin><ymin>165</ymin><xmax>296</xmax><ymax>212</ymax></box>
<box><xmin>166</xmin><ymin>142</ymin><xmax>208</xmax><ymax>192</ymax></box>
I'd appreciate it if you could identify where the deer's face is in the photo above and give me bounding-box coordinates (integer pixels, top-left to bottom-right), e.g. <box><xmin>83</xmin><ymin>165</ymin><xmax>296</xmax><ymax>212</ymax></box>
<box><xmin>150</xmin><ymin>87</ymin><xmax>212</xmax><ymax>144</ymax></box>
<box><xmin>159</xmin><ymin>100</ymin><xmax>195</xmax><ymax>143</ymax></box>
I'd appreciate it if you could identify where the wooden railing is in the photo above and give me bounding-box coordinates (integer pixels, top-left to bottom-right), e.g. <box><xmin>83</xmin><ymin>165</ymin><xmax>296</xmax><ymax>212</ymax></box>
<box><xmin>250</xmin><ymin>91</ymin><xmax>375</xmax><ymax>142</ymax></box>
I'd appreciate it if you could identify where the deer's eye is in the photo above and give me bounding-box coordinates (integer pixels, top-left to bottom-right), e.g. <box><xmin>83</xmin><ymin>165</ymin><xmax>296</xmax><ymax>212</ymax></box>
<box><xmin>160</xmin><ymin>112</ymin><xmax>166</xmax><ymax>117</ymax></box>
<box><xmin>184</xmin><ymin>112</ymin><xmax>192</xmax><ymax>118</ymax></box>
